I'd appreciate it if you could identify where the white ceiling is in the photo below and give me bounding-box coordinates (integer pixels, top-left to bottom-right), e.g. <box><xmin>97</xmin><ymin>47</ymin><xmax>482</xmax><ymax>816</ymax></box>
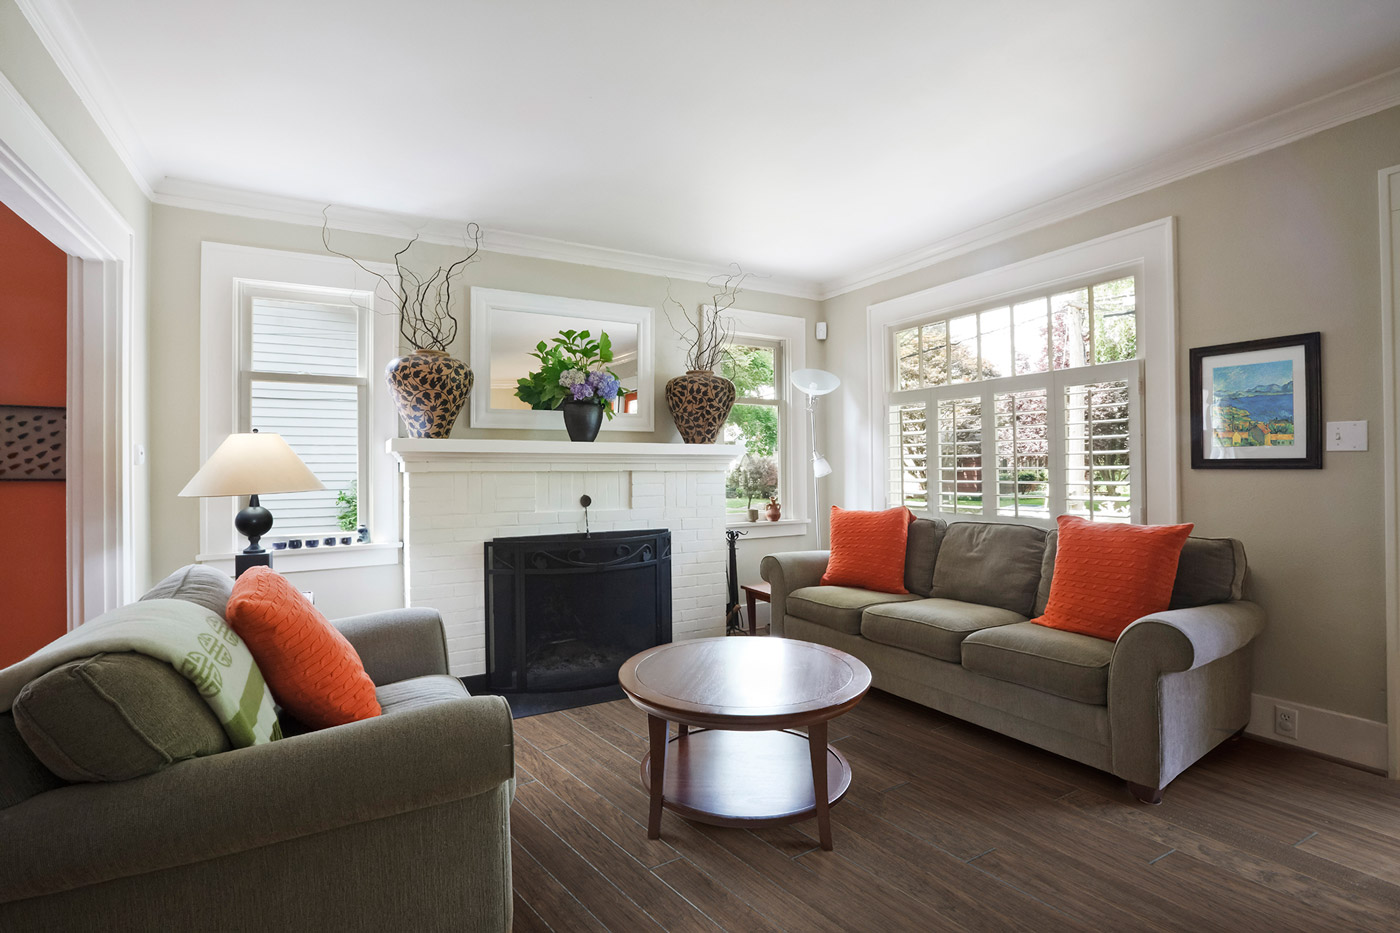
<box><xmin>38</xmin><ymin>0</ymin><xmax>1400</xmax><ymax>293</ymax></box>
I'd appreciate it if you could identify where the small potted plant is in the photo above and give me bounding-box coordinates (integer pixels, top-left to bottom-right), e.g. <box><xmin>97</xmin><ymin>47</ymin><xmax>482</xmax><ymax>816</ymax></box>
<box><xmin>514</xmin><ymin>329</ymin><xmax>629</xmax><ymax>441</ymax></box>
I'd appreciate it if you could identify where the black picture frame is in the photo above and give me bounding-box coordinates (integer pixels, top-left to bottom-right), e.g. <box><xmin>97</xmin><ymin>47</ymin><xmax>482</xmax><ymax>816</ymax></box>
<box><xmin>1189</xmin><ymin>331</ymin><xmax>1321</xmax><ymax>470</ymax></box>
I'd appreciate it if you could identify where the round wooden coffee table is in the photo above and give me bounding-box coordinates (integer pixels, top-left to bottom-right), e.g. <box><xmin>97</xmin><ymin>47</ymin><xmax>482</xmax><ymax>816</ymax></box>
<box><xmin>618</xmin><ymin>636</ymin><xmax>872</xmax><ymax>850</ymax></box>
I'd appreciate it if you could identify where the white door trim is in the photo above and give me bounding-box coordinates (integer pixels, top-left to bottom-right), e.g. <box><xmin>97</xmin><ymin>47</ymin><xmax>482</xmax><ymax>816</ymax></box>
<box><xmin>1379</xmin><ymin>163</ymin><xmax>1400</xmax><ymax>779</ymax></box>
<box><xmin>0</xmin><ymin>71</ymin><xmax>137</xmax><ymax>627</ymax></box>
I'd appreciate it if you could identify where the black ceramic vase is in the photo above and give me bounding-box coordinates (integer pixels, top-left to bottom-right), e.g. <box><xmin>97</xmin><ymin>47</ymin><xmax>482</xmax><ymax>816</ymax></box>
<box><xmin>561</xmin><ymin>400</ymin><xmax>603</xmax><ymax>442</ymax></box>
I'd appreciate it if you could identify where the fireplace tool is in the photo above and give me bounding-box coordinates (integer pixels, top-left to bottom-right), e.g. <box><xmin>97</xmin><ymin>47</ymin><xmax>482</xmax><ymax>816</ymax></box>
<box><xmin>724</xmin><ymin>528</ymin><xmax>748</xmax><ymax>635</ymax></box>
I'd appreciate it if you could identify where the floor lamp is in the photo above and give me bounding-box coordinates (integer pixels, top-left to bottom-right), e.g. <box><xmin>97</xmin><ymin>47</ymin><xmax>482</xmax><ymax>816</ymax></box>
<box><xmin>791</xmin><ymin>368</ymin><xmax>840</xmax><ymax>548</ymax></box>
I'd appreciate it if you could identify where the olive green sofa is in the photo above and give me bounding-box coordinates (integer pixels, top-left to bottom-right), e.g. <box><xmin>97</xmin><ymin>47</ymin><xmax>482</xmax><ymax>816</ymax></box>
<box><xmin>0</xmin><ymin>566</ymin><xmax>514</xmax><ymax>931</ymax></box>
<box><xmin>761</xmin><ymin>519</ymin><xmax>1265</xmax><ymax>802</ymax></box>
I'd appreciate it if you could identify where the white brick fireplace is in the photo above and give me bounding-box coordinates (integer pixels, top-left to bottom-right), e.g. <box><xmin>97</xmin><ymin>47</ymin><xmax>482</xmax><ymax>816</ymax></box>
<box><xmin>388</xmin><ymin>438</ymin><xmax>742</xmax><ymax>678</ymax></box>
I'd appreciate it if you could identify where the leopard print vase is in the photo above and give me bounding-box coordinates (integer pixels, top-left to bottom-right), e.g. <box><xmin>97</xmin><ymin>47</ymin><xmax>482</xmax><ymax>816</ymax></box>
<box><xmin>385</xmin><ymin>349</ymin><xmax>473</xmax><ymax>438</ymax></box>
<box><xmin>664</xmin><ymin>370</ymin><xmax>737</xmax><ymax>444</ymax></box>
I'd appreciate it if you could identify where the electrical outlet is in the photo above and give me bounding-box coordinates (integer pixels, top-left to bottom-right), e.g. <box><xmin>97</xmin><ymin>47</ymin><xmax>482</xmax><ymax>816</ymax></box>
<box><xmin>1274</xmin><ymin>705</ymin><xmax>1298</xmax><ymax>738</ymax></box>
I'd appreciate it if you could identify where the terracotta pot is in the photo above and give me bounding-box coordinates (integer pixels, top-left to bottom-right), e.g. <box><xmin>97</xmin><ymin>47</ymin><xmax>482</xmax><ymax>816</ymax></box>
<box><xmin>766</xmin><ymin>499</ymin><xmax>781</xmax><ymax>521</ymax></box>
<box><xmin>561</xmin><ymin>400</ymin><xmax>603</xmax><ymax>442</ymax></box>
<box><xmin>384</xmin><ymin>349</ymin><xmax>473</xmax><ymax>439</ymax></box>
<box><xmin>664</xmin><ymin>370</ymin><xmax>736</xmax><ymax>444</ymax></box>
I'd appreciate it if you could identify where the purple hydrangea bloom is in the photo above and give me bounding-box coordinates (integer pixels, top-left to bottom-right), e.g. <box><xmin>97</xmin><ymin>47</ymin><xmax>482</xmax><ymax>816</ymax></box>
<box><xmin>586</xmin><ymin>369</ymin><xmax>620</xmax><ymax>400</ymax></box>
<box><xmin>570</xmin><ymin>382</ymin><xmax>595</xmax><ymax>400</ymax></box>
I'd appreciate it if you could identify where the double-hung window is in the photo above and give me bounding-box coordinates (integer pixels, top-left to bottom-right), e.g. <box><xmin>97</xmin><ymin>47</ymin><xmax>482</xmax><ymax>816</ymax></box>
<box><xmin>239</xmin><ymin>287</ymin><xmax>371</xmax><ymax>537</ymax></box>
<box><xmin>199</xmin><ymin>242</ymin><xmax>402</xmax><ymax>570</ymax></box>
<box><xmin>722</xmin><ymin>339</ymin><xmax>784</xmax><ymax>519</ymax></box>
<box><xmin>888</xmin><ymin>275</ymin><xmax>1144</xmax><ymax>524</ymax></box>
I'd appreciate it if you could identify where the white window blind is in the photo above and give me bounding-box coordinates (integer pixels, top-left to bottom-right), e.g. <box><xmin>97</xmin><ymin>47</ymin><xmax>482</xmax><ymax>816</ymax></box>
<box><xmin>242</xmin><ymin>296</ymin><xmax>368</xmax><ymax>537</ymax></box>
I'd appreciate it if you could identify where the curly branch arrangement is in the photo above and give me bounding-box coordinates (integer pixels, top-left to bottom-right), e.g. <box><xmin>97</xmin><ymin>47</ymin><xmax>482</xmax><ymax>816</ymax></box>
<box><xmin>321</xmin><ymin>208</ymin><xmax>483</xmax><ymax>352</ymax></box>
<box><xmin>663</xmin><ymin>263</ymin><xmax>755</xmax><ymax>373</ymax></box>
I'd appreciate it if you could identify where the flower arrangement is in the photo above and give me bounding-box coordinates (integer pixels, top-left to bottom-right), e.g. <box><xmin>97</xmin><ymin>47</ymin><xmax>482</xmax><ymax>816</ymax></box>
<box><xmin>514</xmin><ymin>329</ymin><xmax>630</xmax><ymax>419</ymax></box>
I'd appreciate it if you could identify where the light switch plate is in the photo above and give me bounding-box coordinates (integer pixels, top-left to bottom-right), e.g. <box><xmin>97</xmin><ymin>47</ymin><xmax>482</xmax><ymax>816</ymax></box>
<box><xmin>1326</xmin><ymin>421</ymin><xmax>1367</xmax><ymax>451</ymax></box>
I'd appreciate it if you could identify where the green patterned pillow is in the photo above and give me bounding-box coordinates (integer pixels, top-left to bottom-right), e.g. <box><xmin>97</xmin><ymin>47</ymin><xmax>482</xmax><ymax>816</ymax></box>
<box><xmin>13</xmin><ymin>653</ymin><xmax>230</xmax><ymax>783</ymax></box>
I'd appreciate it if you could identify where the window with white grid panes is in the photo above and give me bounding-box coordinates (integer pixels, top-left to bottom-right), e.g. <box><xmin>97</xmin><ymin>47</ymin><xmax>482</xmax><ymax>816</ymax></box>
<box><xmin>240</xmin><ymin>293</ymin><xmax>371</xmax><ymax>537</ymax></box>
<box><xmin>887</xmin><ymin>274</ymin><xmax>1141</xmax><ymax>524</ymax></box>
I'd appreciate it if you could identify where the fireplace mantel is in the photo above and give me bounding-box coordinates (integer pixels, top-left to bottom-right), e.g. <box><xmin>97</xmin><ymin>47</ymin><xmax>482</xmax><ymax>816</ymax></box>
<box><xmin>388</xmin><ymin>438</ymin><xmax>743</xmax><ymax>470</ymax></box>
<box><xmin>388</xmin><ymin>436</ymin><xmax>738</xmax><ymax>677</ymax></box>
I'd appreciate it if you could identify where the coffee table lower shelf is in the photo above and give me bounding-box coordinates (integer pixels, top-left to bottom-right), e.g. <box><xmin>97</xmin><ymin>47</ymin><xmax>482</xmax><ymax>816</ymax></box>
<box><xmin>638</xmin><ymin>728</ymin><xmax>852</xmax><ymax>828</ymax></box>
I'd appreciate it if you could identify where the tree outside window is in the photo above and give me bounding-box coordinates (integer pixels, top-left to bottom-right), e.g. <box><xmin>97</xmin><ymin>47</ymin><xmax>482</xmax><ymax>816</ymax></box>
<box><xmin>721</xmin><ymin>343</ymin><xmax>782</xmax><ymax>518</ymax></box>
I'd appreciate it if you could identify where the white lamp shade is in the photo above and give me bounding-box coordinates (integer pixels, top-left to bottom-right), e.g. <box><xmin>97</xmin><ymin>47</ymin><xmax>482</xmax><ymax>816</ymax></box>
<box><xmin>812</xmin><ymin>453</ymin><xmax>832</xmax><ymax>478</ymax></box>
<box><xmin>179</xmin><ymin>432</ymin><xmax>326</xmax><ymax>498</ymax></box>
<box><xmin>791</xmin><ymin>368</ymin><xmax>840</xmax><ymax>396</ymax></box>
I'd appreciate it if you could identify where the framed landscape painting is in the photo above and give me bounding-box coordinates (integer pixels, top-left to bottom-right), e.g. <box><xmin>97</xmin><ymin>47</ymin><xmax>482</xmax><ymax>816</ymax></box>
<box><xmin>1189</xmin><ymin>332</ymin><xmax>1321</xmax><ymax>469</ymax></box>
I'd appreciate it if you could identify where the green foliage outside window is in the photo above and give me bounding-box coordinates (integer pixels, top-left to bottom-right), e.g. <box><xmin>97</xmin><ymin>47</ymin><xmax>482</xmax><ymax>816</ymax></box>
<box><xmin>336</xmin><ymin>480</ymin><xmax>358</xmax><ymax>531</ymax></box>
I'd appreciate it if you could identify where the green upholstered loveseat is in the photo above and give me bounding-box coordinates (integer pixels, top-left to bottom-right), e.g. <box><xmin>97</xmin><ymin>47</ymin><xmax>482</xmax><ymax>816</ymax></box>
<box><xmin>0</xmin><ymin>566</ymin><xmax>514</xmax><ymax>931</ymax></box>
<box><xmin>761</xmin><ymin>519</ymin><xmax>1265</xmax><ymax>802</ymax></box>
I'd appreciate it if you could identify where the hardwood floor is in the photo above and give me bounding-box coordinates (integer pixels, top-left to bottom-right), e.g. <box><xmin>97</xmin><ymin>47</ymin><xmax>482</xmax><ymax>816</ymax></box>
<box><xmin>508</xmin><ymin>691</ymin><xmax>1400</xmax><ymax>932</ymax></box>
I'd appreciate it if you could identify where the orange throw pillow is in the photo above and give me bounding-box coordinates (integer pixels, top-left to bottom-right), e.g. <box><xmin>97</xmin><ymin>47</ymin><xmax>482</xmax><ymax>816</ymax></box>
<box><xmin>1032</xmin><ymin>515</ymin><xmax>1194</xmax><ymax>641</ymax></box>
<box><xmin>226</xmin><ymin>566</ymin><xmax>380</xmax><ymax>728</ymax></box>
<box><xmin>820</xmin><ymin>506</ymin><xmax>915</xmax><ymax>594</ymax></box>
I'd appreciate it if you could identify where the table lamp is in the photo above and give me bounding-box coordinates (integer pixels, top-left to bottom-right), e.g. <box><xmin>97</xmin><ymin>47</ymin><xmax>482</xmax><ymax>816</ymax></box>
<box><xmin>179</xmin><ymin>430</ymin><xmax>325</xmax><ymax>576</ymax></box>
<box><xmin>790</xmin><ymin>368</ymin><xmax>841</xmax><ymax>546</ymax></box>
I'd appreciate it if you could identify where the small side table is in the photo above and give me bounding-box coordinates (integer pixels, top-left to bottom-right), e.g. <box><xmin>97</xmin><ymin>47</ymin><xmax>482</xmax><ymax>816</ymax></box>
<box><xmin>741</xmin><ymin>581</ymin><xmax>771</xmax><ymax>635</ymax></box>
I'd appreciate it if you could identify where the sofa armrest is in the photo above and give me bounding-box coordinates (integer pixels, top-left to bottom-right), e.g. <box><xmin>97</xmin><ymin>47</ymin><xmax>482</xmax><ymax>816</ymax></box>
<box><xmin>333</xmin><ymin>607</ymin><xmax>450</xmax><ymax>684</ymax></box>
<box><xmin>1108</xmin><ymin>600</ymin><xmax>1265</xmax><ymax>789</ymax></box>
<box><xmin>1110</xmin><ymin>601</ymin><xmax>1266</xmax><ymax>676</ymax></box>
<box><xmin>0</xmin><ymin>694</ymin><xmax>513</xmax><ymax>904</ymax></box>
<box><xmin>760</xmin><ymin>551</ymin><xmax>830</xmax><ymax>637</ymax></box>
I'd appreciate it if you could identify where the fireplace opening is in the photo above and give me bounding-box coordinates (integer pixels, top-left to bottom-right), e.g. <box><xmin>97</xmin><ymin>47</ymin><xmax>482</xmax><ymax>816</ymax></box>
<box><xmin>485</xmin><ymin>529</ymin><xmax>671</xmax><ymax>693</ymax></box>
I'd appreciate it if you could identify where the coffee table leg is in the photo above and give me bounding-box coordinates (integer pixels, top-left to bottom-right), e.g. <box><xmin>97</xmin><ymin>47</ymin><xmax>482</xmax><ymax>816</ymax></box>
<box><xmin>647</xmin><ymin>715</ymin><xmax>667</xmax><ymax>839</ymax></box>
<box><xmin>808</xmin><ymin>720</ymin><xmax>833</xmax><ymax>850</ymax></box>
<box><xmin>747</xmin><ymin>591</ymin><xmax>757</xmax><ymax>635</ymax></box>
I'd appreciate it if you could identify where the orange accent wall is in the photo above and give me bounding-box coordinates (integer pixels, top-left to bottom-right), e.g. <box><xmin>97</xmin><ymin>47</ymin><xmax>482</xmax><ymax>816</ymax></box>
<box><xmin>0</xmin><ymin>201</ymin><xmax>68</xmax><ymax>667</ymax></box>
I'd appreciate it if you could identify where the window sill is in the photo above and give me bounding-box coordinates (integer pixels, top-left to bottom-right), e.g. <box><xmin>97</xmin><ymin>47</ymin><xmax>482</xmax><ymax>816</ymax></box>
<box><xmin>727</xmin><ymin>519</ymin><xmax>811</xmax><ymax>539</ymax></box>
<box><xmin>196</xmin><ymin>541</ymin><xmax>403</xmax><ymax>575</ymax></box>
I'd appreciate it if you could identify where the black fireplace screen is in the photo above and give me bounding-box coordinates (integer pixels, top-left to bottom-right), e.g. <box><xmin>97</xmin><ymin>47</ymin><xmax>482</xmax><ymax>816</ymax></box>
<box><xmin>485</xmin><ymin>529</ymin><xmax>671</xmax><ymax>692</ymax></box>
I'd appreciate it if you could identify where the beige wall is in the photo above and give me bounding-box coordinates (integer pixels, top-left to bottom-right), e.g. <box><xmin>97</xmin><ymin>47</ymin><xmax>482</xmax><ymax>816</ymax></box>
<box><xmin>148</xmin><ymin>206</ymin><xmax>822</xmax><ymax>614</ymax></box>
<box><xmin>0</xmin><ymin>0</ymin><xmax>153</xmax><ymax>598</ymax></box>
<box><xmin>821</xmin><ymin>104</ymin><xmax>1400</xmax><ymax>724</ymax></box>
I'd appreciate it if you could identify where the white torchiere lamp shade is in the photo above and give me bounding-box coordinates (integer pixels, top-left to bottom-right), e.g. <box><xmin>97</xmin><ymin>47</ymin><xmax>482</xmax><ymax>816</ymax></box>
<box><xmin>790</xmin><ymin>369</ymin><xmax>841</xmax><ymax>543</ymax></box>
<box><xmin>179</xmin><ymin>431</ymin><xmax>325</xmax><ymax>576</ymax></box>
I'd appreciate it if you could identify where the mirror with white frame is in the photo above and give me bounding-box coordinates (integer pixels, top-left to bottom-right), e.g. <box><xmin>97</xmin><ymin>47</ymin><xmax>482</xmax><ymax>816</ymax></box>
<box><xmin>469</xmin><ymin>288</ymin><xmax>655</xmax><ymax>431</ymax></box>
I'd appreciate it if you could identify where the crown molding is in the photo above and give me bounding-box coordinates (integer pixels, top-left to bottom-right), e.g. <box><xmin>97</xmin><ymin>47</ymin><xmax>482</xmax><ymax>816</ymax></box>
<box><xmin>152</xmin><ymin>177</ymin><xmax>824</xmax><ymax>300</ymax></box>
<box><xmin>818</xmin><ymin>67</ymin><xmax>1400</xmax><ymax>300</ymax></box>
<box><xmin>15</xmin><ymin>0</ymin><xmax>158</xmax><ymax>198</ymax></box>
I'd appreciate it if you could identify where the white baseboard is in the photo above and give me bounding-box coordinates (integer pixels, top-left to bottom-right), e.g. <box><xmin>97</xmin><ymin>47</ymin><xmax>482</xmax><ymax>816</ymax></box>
<box><xmin>1245</xmin><ymin>693</ymin><xmax>1388</xmax><ymax>773</ymax></box>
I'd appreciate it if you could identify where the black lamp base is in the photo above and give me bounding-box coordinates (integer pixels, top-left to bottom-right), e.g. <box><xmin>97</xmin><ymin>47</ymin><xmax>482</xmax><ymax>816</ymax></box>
<box><xmin>234</xmin><ymin>494</ymin><xmax>275</xmax><ymax>578</ymax></box>
<box><xmin>235</xmin><ymin>551</ymin><xmax>273</xmax><ymax>577</ymax></box>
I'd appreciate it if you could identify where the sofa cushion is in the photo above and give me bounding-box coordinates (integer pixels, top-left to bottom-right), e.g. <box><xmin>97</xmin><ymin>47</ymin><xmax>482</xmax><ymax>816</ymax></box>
<box><xmin>140</xmin><ymin>563</ymin><xmax>234</xmax><ymax>618</ymax></box>
<box><xmin>821</xmin><ymin>506</ymin><xmax>916</xmax><ymax>594</ymax></box>
<box><xmin>12</xmin><ymin>653</ymin><xmax>230</xmax><ymax>783</ymax></box>
<box><xmin>376</xmin><ymin>675</ymin><xmax>470</xmax><ymax>715</ymax></box>
<box><xmin>0</xmin><ymin>713</ymin><xmax>66</xmax><ymax>808</ymax></box>
<box><xmin>861</xmin><ymin>598</ymin><xmax>1026</xmax><ymax>663</ymax></box>
<box><xmin>962</xmin><ymin>622</ymin><xmax>1113</xmax><ymax>705</ymax></box>
<box><xmin>1035</xmin><ymin>532</ymin><xmax>1248</xmax><ymax>616</ymax></box>
<box><xmin>787</xmin><ymin>586</ymin><xmax>921</xmax><ymax>636</ymax></box>
<box><xmin>1170</xmin><ymin>537</ymin><xmax>1248</xmax><ymax>609</ymax></box>
<box><xmin>931</xmin><ymin>522</ymin><xmax>1049</xmax><ymax>616</ymax></box>
<box><xmin>904</xmin><ymin>518</ymin><xmax>948</xmax><ymax>598</ymax></box>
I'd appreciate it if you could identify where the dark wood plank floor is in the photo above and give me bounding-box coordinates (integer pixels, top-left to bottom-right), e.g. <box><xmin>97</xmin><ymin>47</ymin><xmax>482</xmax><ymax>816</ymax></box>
<box><xmin>508</xmin><ymin>690</ymin><xmax>1400</xmax><ymax>932</ymax></box>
